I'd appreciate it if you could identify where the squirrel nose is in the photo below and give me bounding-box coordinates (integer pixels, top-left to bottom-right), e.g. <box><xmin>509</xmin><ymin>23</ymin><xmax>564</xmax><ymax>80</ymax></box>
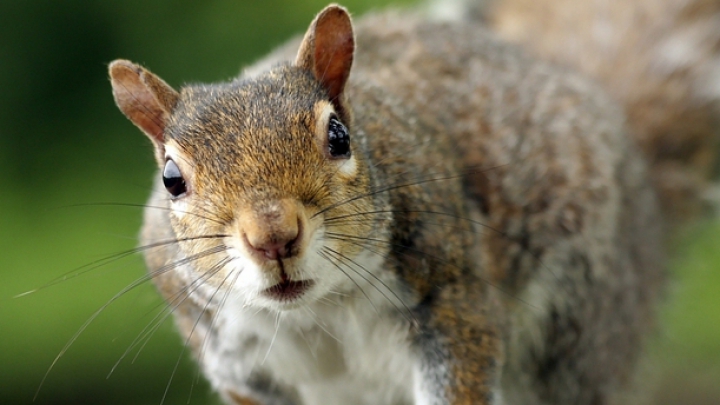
<box><xmin>246</xmin><ymin>227</ymin><xmax>299</xmax><ymax>260</ymax></box>
<box><xmin>240</xmin><ymin>199</ymin><xmax>302</xmax><ymax>261</ymax></box>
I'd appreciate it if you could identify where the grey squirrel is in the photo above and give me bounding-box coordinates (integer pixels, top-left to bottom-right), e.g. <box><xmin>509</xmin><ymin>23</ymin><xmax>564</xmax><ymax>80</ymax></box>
<box><xmin>108</xmin><ymin>1</ymin><xmax>719</xmax><ymax>404</ymax></box>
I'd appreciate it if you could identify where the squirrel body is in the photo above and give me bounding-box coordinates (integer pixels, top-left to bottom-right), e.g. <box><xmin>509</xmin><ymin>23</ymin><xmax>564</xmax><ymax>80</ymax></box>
<box><xmin>109</xmin><ymin>2</ymin><xmax>719</xmax><ymax>404</ymax></box>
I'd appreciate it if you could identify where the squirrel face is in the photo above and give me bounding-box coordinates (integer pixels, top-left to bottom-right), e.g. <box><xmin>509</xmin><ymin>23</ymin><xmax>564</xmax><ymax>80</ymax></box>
<box><xmin>109</xmin><ymin>6</ymin><xmax>383</xmax><ymax>311</ymax></box>
<box><xmin>165</xmin><ymin>66</ymin><xmax>375</xmax><ymax>311</ymax></box>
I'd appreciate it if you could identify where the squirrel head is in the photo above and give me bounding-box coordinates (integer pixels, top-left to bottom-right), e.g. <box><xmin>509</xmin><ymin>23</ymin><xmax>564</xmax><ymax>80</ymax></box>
<box><xmin>109</xmin><ymin>5</ymin><xmax>384</xmax><ymax>311</ymax></box>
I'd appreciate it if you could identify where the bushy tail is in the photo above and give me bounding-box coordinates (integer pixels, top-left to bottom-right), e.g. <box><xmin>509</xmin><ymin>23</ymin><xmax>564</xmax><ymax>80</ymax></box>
<box><xmin>482</xmin><ymin>0</ymin><xmax>720</xmax><ymax>223</ymax></box>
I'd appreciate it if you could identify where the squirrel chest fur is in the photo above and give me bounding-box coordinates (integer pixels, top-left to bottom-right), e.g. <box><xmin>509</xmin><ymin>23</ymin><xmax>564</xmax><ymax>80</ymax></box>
<box><xmin>109</xmin><ymin>4</ymin><xmax>671</xmax><ymax>405</ymax></box>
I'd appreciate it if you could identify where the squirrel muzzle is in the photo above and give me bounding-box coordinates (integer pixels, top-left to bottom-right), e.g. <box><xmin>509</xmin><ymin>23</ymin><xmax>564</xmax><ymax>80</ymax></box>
<box><xmin>236</xmin><ymin>199</ymin><xmax>305</xmax><ymax>262</ymax></box>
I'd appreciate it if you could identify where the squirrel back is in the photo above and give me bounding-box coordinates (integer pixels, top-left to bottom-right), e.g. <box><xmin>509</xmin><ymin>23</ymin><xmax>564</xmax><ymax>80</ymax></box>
<box><xmin>105</xmin><ymin>1</ymin><xmax>718</xmax><ymax>404</ymax></box>
<box><xmin>487</xmin><ymin>0</ymin><xmax>720</xmax><ymax>222</ymax></box>
<box><xmin>350</xmin><ymin>11</ymin><xmax>664</xmax><ymax>404</ymax></box>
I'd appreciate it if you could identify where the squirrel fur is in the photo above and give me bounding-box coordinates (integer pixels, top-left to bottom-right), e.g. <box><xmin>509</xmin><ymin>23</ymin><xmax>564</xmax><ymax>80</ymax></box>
<box><xmin>486</xmin><ymin>0</ymin><xmax>720</xmax><ymax>221</ymax></box>
<box><xmin>108</xmin><ymin>1</ymin><xmax>719</xmax><ymax>404</ymax></box>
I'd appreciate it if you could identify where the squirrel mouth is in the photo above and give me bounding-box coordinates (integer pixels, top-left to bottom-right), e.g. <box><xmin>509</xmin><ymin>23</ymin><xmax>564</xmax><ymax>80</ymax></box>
<box><xmin>263</xmin><ymin>279</ymin><xmax>314</xmax><ymax>302</ymax></box>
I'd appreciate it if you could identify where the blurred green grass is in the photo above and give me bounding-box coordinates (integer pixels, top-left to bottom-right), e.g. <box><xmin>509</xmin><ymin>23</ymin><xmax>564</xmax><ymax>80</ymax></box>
<box><xmin>650</xmin><ymin>222</ymin><xmax>720</xmax><ymax>404</ymax></box>
<box><xmin>0</xmin><ymin>1</ymin><xmax>718</xmax><ymax>404</ymax></box>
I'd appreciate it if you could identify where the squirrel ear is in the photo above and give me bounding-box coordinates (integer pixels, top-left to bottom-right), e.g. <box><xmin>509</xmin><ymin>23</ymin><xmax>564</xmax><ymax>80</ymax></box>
<box><xmin>295</xmin><ymin>5</ymin><xmax>354</xmax><ymax>118</ymax></box>
<box><xmin>109</xmin><ymin>59</ymin><xmax>178</xmax><ymax>147</ymax></box>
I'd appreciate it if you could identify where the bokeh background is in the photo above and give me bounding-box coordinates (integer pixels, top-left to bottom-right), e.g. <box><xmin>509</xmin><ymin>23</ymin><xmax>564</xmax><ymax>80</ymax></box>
<box><xmin>0</xmin><ymin>1</ymin><xmax>718</xmax><ymax>404</ymax></box>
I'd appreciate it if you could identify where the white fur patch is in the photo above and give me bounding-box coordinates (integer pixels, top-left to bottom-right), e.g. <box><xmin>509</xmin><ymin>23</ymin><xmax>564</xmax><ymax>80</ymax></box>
<box><xmin>198</xmin><ymin>228</ymin><xmax>417</xmax><ymax>404</ymax></box>
<box><xmin>336</xmin><ymin>154</ymin><xmax>358</xmax><ymax>178</ymax></box>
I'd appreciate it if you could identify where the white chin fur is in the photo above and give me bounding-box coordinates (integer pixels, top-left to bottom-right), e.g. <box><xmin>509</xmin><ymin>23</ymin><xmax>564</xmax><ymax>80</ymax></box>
<box><xmin>202</xmin><ymin>229</ymin><xmax>414</xmax><ymax>405</ymax></box>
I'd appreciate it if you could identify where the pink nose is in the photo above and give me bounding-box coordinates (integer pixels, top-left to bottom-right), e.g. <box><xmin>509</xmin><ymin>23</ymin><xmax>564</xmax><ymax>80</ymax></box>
<box><xmin>245</xmin><ymin>226</ymin><xmax>300</xmax><ymax>260</ymax></box>
<box><xmin>240</xmin><ymin>199</ymin><xmax>302</xmax><ymax>261</ymax></box>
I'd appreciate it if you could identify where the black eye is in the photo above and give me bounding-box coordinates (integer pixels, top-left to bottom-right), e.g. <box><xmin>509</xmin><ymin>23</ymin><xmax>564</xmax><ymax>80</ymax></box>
<box><xmin>162</xmin><ymin>159</ymin><xmax>187</xmax><ymax>198</ymax></box>
<box><xmin>327</xmin><ymin>116</ymin><xmax>351</xmax><ymax>158</ymax></box>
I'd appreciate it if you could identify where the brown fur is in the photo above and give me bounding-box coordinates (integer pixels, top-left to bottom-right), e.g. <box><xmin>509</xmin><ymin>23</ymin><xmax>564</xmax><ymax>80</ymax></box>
<box><xmin>106</xmin><ymin>1</ymin><xmax>719</xmax><ymax>404</ymax></box>
<box><xmin>488</xmin><ymin>0</ymin><xmax>720</xmax><ymax>222</ymax></box>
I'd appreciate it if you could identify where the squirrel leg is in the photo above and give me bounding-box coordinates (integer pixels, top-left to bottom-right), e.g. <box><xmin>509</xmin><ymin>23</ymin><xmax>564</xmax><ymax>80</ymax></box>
<box><xmin>413</xmin><ymin>279</ymin><xmax>504</xmax><ymax>405</ymax></box>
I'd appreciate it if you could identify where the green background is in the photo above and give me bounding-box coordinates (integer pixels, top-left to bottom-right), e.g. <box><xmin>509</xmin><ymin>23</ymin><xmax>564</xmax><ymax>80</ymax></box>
<box><xmin>0</xmin><ymin>1</ymin><xmax>718</xmax><ymax>404</ymax></box>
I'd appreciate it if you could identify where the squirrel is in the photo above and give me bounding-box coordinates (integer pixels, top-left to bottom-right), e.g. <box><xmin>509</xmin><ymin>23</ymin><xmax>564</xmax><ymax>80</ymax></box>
<box><xmin>107</xmin><ymin>1</ymin><xmax>719</xmax><ymax>404</ymax></box>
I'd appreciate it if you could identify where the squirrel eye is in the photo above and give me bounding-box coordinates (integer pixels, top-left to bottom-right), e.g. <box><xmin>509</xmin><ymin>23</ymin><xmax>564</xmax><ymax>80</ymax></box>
<box><xmin>327</xmin><ymin>116</ymin><xmax>351</xmax><ymax>158</ymax></box>
<box><xmin>162</xmin><ymin>159</ymin><xmax>187</xmax><ymax>198</ymax></box>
